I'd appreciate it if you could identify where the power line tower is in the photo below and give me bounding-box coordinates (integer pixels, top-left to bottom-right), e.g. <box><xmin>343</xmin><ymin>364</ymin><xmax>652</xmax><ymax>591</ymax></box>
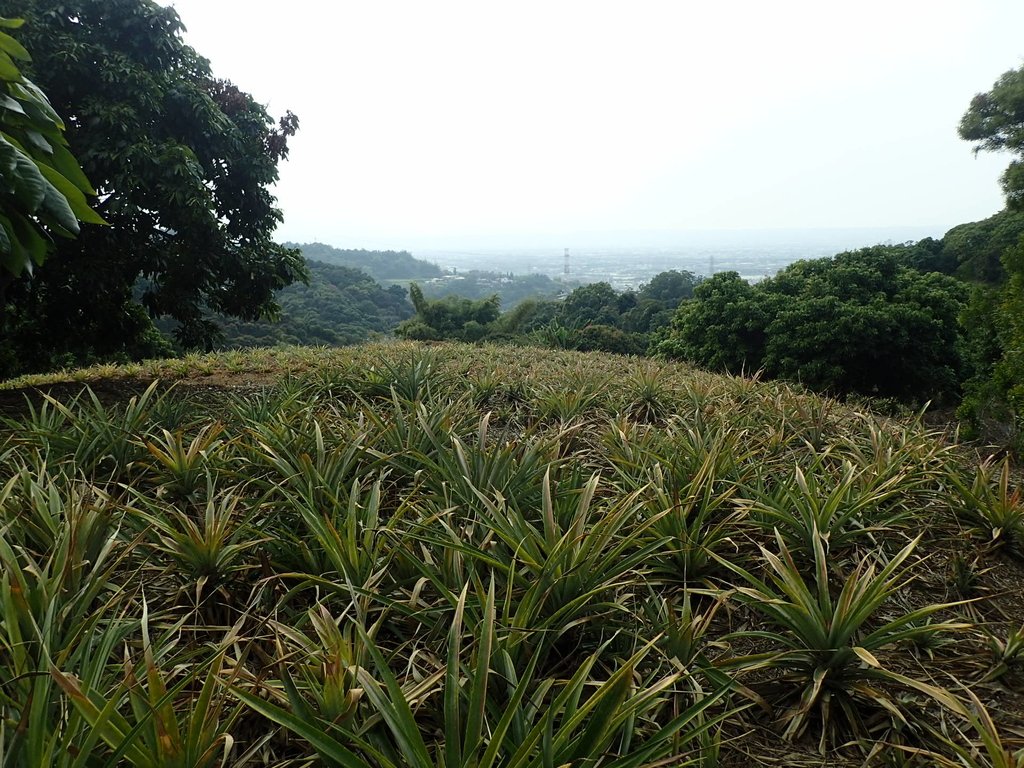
<box><xmin>563</xmin><ymin>248</ymin><xmax>570</xmax><ymax>281</ymax></box>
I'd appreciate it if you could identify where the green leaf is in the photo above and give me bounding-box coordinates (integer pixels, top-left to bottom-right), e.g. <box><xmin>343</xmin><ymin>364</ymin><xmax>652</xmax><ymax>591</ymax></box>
<box><xmin>48</xmin><ymin>140</ymin><xmax>97</xmax><ymax>195</ymax></box>
<box><xmin>0</xmin><ymin>29</ymin><xmax>29</xmax><ymax>61</ymax></box>
<box><xmin>10</xmin><ymin>80</ymin><xmax>64</xmax><ymax>128</ymax></box>
<box><xmin>9</xmin><ymin>208</ymin><xmax>48</xmax><ymax>265</ymax></box>
<box><xmin>231</xmin><ymin>687</ymin><xmax>370</xmax><ymax>768</ymax></box>
<box><xmin>464</xmin><ymin>579</ymin><xmax>496</xmax><ymax>760</ymax></box>
<box><xmin>0</xmin><ymin>50</ymin><xmax>20</xmax><ymax>81</ymax></box>
<box><xmin>354</xmin><ymin>622</ymin><xmax>434</xmax><ymax>768</ymax></box>
<box><xmin>0</xmin><ymin>213</ymin><xmax>11</xmax><ymax>255</ymax></box>
<box><xmin>39</xmin><ymin>162</ymin><xmax>106</xmax><ymax>226</ymax></box>
<box><xmin>50</xmin><ymin>666</ymin><xmax>156</xmax><ymax>768</ymax></box>
<box><xmin>8</xmin><ymin>144</ymin><xmax>46</xmax><ymax>210</ymax></box>
<box><xmin>0</xmin><ymin>92</ymin><xmax>23</xmax><ymax>114</ymax></box>
<box><xmin>0</xmin><ymin>213</ymin><xmax>28</xmax><ymax>274</ymax></box>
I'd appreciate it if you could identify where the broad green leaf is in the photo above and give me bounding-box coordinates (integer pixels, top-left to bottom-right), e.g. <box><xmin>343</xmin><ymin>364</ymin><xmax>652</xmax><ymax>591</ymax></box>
<box><xmin>39</xmin><ymin>162</ymin><xmax>105</xmax><ymax>225</ymax></box>
<box><xmin>0</xmin><ymin>29</ymin><xmax>29</xmax><ymax>61</ymax></box>
<box><xmin>0</xmin><ymin>49</ymin><xmax>18</xmax><ymax>80</ymax></box>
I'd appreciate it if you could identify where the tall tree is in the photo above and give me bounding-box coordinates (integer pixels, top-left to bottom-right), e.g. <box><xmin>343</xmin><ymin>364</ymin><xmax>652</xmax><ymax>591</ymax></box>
<box><xmin>0</xmin><ymin>0</ymin><xmax>304</xmax><ymax>373</ymax></box>
<box><xmin>954</xmin><ymin>67</ymin><xmax>1024</xmax><ymax>445</ymax></box>
<box><xmin>959</xmin><ymin>65</ymin><xmax>1024</xmax><ymax>210</ymax></box>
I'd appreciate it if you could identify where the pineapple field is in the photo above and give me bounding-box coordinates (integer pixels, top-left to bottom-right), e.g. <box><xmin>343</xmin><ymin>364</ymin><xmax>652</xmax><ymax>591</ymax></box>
<box><xmin>1</xmin><ymin>341</ymin><xmax>1022</xmax><ymax>767</ymax></box>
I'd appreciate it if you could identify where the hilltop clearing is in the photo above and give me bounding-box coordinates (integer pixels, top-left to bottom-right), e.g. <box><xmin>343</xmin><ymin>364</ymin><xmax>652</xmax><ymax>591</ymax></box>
<box><xmin>1</xmin><ymin>342</ymin><xmax>1022</xmax><ymax>766</ymax></box>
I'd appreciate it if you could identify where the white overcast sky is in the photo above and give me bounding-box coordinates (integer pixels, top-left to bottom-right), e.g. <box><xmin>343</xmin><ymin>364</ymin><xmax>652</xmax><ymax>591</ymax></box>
<box><xmin>162</xmin><ymin>0</ymin><xmax>1024</xmax><ymax>249</ymax></box>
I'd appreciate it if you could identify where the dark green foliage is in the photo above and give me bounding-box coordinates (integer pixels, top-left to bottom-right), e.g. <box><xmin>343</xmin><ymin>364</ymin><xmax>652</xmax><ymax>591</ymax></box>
<box><xmin>290</xmin><ymin>242</ymin><xmax>442</xmax><ymax>281</ymax></box>
<box><xmin>571</xmin><ymin>324</ymin><xmax>646</xmax><ymax>356</ymax></box>
<box><xmin>656</xmin><ymin>272</ymin><xmax>767</xmax><ymax>373</ymax></box>
<box><xmin>895</xmin><ymin>236</ymin><xmax>959</xmax><ymax>276</ymax></box>
<box><xmin>958</xmin><ymin>236</ymin><xmax>1024</xmax><ymax>448</ymax></box>
<box><xmin>529</xmin><ymin>271</ymin><xmax>699</xmax><ymax>356</ymax></box>
<box><xmin>214</xmin><ymin>260</ymin><xmax>414</xmax><ymax>348</ymax></box>
<box><xmin>658</xmin><ymin>250</ymin><xmax>967</xmax><ymax>402</ymax></box>
<box><xmin>558</xmin><ymin>282</ymin><xmax>621</xmax><ymax>327</ymax></box>
<box><xmin>942</xmin><ymin>210</ymin><xmax>1024</xmax><ymax>283</ymax></box>
<box><xmin>638</xmin><ymin>269</ymin><xmax>699</xmax><ymax>304</ymax></box>
<box><xmin>953</xmin><ymin>66</ymin><xmax>1024</xmax><ymax>445</ymax></box>
<box><xmin>0</xmin><ymin>0</ymin><xmax>304</xmax><ymax>374</ymax></box>
<box><xmin>396</xmin><ymin>284</ymin><xmax>501</xmax><ymax>342</ymax></box>
<box><xmin>762</xmin><ymin>248</ymin><xmax>967</xmax><ymax>400</ymax></box>
<box><xmin>493</xmin><ymin>297</ymin><xmax>559</xmax><ymax>336</ymax></box>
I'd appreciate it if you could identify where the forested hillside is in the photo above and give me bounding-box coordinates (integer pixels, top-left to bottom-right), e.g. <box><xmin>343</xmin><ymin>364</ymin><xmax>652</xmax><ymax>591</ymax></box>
<box><xmin>215</xmin><ymin>260</ymin><xmax>413</xmax><ymax>348</ymax></box>
<box><xmin>399</xmin><ymin>269</ymin><xmax>701</xmax><ymax>354</ymax></box>
<box><xmin>289</xmin><ymin>242</ymin><xmax>443</xmax><ymax>281</ymax></box>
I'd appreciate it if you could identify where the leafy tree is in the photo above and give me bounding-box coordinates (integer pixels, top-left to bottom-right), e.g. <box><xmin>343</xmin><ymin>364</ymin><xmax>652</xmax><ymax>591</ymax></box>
<box><xmin>941</xmin><ymin>210</ymin><xmax>1024</xmax><ymax>284</ymax></box>
<box><xmin>496</xmin><ymin>297</ymin><xmax>559</xmax><ymax>336</ymax></box>
<box><xmin>558</xmin><ymin>282</ymin><xmax>620</xmax><ymax>327</ymax></box>
<box><xmin>0</xmin><ymin>15</ymin><xmax>103</xmax><ymax>298</ymax></box>
<box><xmin>958</xmin><ymin>235</ymin><xmax>1024</xmax><ymax>445</ymax></box>
<box><xmin>572</xmin><ymin>324</ymin><xmax>646</xmax><ymax>356</ymax></box>
<box><xmin>996</xmin><ymin>240</ymin><xmax>1024</xmax><ymax>413</ymax></box>
<box><xmin>657</xmin><ymin>271</ymin><xmax>769</xmax><ymax>373</ymax></box>
<box><xmin>638</xmin><ymin>269</ymin><xmax>699</xmax><ymax>304</ymax></box>
<box><xmin>0</xmin><ymin>0</ymin><xmax>304</xmax><ymax>374</ymax></box>
<box><xmin>959</xmin><ymin>64</ymin><xmax>1024</xmax><ymax>210</ymax></box>
<box><xmin>658</xmin><ymin>253</ymin><xmax>967</xmax><ymax>402</ymax></box>
<box><xmin>953</xmin><ymin>68</ymin><xmax>1024</xmax><ymax>444</ymax></box>
<box><xmin>396</xmin><ymin>283</ymin><xmax>500</xmax><ymax>342</ymax></box>
<box><xmin>761</xmin><ymin>251</ymin><xmax>966</xmax><ymax>399</ymax></box>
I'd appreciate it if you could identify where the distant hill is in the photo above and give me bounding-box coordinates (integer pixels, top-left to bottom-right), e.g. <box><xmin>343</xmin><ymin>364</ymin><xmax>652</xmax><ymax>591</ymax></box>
<box><xmin>286</xmin><ymin>242</ymin><xmax>443</xmax><ymax>281</ymax></box>
<box><xmin>216</xmin><ymin>260</ymin><xmax>414</xmax><ymax>348</ymax></box>
<box><xmin>419</xmin><ymin>270</ymin><xmax>564</xmax><ymax>308</ymax></box>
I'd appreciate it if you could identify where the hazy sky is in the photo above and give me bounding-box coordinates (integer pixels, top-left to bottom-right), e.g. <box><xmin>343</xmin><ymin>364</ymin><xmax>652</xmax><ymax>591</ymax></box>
<box><xmin>162</xmin><ymin>1</ymin><xmax>1024</xmax><ymax>249</ymax></box>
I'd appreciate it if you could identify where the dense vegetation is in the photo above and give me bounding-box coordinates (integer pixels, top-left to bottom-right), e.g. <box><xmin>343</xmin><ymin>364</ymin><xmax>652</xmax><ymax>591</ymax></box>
<box><xmin>290</xmin><ymin>242</ymin><xmax>443</xmax><ymax>281</ymax></box>
<box><xmin>943</xmin><ymin>223</ymin><xmax>1024</xmax><ymax>449</ymax></box>
<box><xmin>657</xmin><ymin>245</ymin><xmax>968</xmax><ymax>402</ymax></box>
<box><xmin>212</xmin><ymin>260</ymin><xmax>413</xmax><ymax>348</ymax></box>
<box><xmin>0</xmin><ymin>0</ymin><xmax>303</xmax><ymax>375</ymax></box>
<box><xmin>400</xmin><ymin>270</ymin><xmax>700</xmax><ymax>355</ymax></box>
<box><xmin>1</xmin><ymin>10</ymin><xmax>1024</xmax><ymax>761</ymax></box>
<box><xmin>1</xmin><ymin>342</ymin><xmax>1022</xmax><ymax>766</ymax></box>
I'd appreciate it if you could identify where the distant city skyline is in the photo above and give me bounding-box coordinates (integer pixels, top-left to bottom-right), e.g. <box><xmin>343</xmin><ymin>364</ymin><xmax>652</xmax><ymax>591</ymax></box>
<box><xmin>163</xmin><ymin>1</ymin><xmax>1023</xmax><ymax>250</ymax></box>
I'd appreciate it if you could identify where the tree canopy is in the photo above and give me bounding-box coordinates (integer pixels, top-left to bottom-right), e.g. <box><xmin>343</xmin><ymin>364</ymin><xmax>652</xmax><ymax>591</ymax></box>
<box><xmin>0</xmin><ymin>0</ymin><xmax>304</xmax><ymax>374</ymax></box>
<box><xmin>960</xmin><ymin>64</ymin><xmax>1024</xmax><ymax>210</ymax></box>
<box><xmin>291</xmin><ymin>243</ymin><xmax>442</xmax><ymax>281</ymax></box>
<box><xmin>396</xmin><ymin>284</ymin><xmax>501</xmax><ymax>342</ymax></box>
<box><xmin>213</xmin><ymin>260</ymin><xmax>413</xmax><ymax>349</ymax></box>
<box><xmin>657</xmin><ymin>248</ymin><xmax>967</xmax><ymax>402</ymax></box>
